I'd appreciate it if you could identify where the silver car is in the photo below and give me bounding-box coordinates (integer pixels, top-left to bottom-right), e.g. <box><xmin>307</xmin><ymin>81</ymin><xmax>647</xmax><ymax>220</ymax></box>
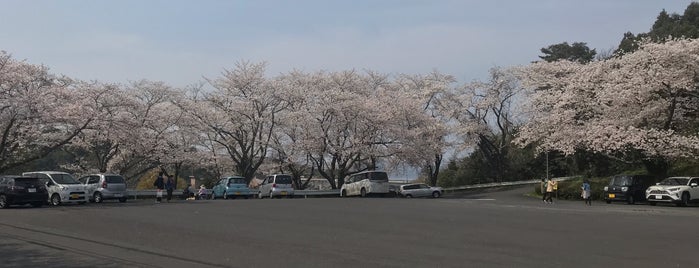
<box><xmin>257</xmin><ymin>174</ymin><xmax>294</xmax><ymax>199</ymax></box>
<box><xmin>78</xmin><ymin>174</ymin><xmax>128</xmax><ymax>203</ymax></box>
<box><xmin>399</xmin><ymin>183</ymin><xmax>443</xmax><ymax>198</ymax></box>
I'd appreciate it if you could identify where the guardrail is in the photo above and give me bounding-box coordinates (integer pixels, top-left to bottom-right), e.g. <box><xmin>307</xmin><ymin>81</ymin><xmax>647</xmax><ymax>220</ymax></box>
<box><xmin>126</xmin><ymin>189</ymin><xmax>341</xmax><ymax>199</ymax></box>
<box><xmin>442</xmin><ymin>176</ymin><xmax>579</xmax><ymax>193</ymax></box>
<box><xmin>127</xmin><ymin>177</ymin><xmax>579</xmax><ymax>199</ymax></box>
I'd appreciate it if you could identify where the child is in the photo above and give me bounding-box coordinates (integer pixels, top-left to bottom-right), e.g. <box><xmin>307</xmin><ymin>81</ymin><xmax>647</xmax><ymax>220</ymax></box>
<box><xmin>581</xmin><ymin>179</ymin><xmax>591</xmax><ymax>205</ymax></box>
<box><xmin>197</xmin><ymin>185</ymin><xmax>208</xmax><ymax>200</ymax></box>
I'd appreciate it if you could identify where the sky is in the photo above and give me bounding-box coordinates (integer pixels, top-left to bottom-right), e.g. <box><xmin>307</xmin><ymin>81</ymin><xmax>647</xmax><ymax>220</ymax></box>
<box><xmin>1</xmin><ymin>0</ymin><xmax>696</xmax><ymax>87</ymax></box>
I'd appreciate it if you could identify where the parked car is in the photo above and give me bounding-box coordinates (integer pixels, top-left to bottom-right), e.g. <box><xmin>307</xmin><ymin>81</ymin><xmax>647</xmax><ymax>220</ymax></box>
<box><xmin>398</xmin><ymin>183</ymin><xmax>443</xmax><ymax>198</ymax></box>
<box><xmin>603</xmin><ymin>174</ymin><xmax>656</xmax><ymax>204</ymax></box>
<box><xmin>645</xmin><ymin>177</ymin><xmax>699</xmax><ymax>206</ymax></box>
<box><xmin>257</xmin><ymin>174</ymin><xmax>294</xmax><ymax>199</ymax></box>
<box><xmin>340</xmin><ymin>171</ymin><xmax>390</xmax><ymax>197</ymax></box>
<box><xmin>0</xmin><ymin>175</ymin><xmax>48</xmax><ymax>208</ymax></box>
<box><xmin>212</xmin><ymin>176</ymin><xmax>253</xmax><ymax>199</ymax></box>
<box><xmin>22</xmin><ymin>171</ymin><xmax>88</xmax><ymax>206</ymax></box>
<box><xmin>78</xmin><ymin>174</ymin><xmax>128</xmax><ymax>203</ymax></box>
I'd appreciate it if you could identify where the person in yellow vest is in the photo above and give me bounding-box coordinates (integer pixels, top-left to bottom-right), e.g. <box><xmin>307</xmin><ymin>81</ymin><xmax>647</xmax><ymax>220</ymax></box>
<box><xmin>545</xmin><ymin>179</ymin><xmax>558</xmax><ymax>204</ymax></box>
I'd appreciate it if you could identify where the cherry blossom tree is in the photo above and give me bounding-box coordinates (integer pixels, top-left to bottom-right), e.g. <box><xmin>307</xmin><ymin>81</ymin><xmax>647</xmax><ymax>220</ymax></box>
<box><xmin>387</xmin><ymin>71</ymin><xmax>456</xmax><ymax>186</ymax></box>
<box><xmin>441</xmin><ymin>67</ymin><xmax>523</xmax><ymax>182</ymax></box>
<box><xmin>180</xmin><ymin>61</ymin><xmax>287</xmax><ymax>183</ymax></box>
<box><xmin>516</xmin><ymin>38</ymin><xmax>699</xmax><ymax>176</ymax></box>
<box><xmin>0</xmin><ymin>52</ymin><xmax>95</xmax><ymax>173</ymax></box>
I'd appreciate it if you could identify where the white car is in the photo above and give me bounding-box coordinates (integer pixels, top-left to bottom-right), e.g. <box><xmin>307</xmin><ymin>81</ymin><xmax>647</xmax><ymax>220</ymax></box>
<box><xmin>645</xmin><ymin>177</ymin><xmax>699</xmax><ymax>206</ymax></box>
<box><xmin>398</xmin><ymin>183</ymin><xmax>443</xmax><ymax>198</ymax></box>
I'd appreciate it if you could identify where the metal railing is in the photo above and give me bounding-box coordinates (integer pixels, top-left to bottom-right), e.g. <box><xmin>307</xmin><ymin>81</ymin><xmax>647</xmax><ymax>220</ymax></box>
<box><xmin>127</xmin><ymin>178</ymin><xmax>576</xmax><ymax>199</ymax></box>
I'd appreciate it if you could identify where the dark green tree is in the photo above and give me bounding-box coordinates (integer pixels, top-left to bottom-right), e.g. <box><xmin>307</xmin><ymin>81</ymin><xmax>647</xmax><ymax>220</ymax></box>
<box><xmin>616</xmin><ymin>3</ymin><xmax>699</xmax><ymax>55</ymax></box>
<box><xmin>538</xmin><ymin>42</ymin><xmax>597</xmax><ymax>63</ymax></box>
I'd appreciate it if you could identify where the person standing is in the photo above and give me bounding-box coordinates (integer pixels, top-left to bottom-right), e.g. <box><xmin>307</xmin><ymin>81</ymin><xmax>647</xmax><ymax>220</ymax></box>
<box><xmin>153</xmin><ymin>172</ymin><xmax>165</xmax><ymax>203</ymax></box>
<box><xmin>581</xmin><ymin>179</ymin><xmax>592</xmax><ymax>206</ymax></box>
<box><xmin>165</xmin><ymin>175</ymin><xmax>175</xmax><ymax>202</ymax></box>
<box><xmin>541</xmin><ymin>178</ymin><xmax>548</xmax><ymax>203</ymax></box>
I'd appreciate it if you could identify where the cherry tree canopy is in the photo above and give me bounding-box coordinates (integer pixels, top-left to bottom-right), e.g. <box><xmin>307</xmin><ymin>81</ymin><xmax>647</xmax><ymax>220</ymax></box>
<box><xmin>516</xmin><ymin>38</ymin><xmax>699</xmax><ymax>159</ymax></box>
<box><xmin>0</xmin><ymin>52</ymin><xmax>95</xmax><ymax>173</ymax></box>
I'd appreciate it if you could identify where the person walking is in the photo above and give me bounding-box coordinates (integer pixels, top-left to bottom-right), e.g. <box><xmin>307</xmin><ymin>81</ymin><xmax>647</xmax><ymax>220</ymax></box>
<box><xmin>153</xmin><ymin>172</ymin><xmax>165</xmax><ymax>203</ymax></box>
<box><xmin>541</xmin><ymin>178</ymin><xmax>548</xmax><ymax>203</ymax></box>
<box><xmin>165</xmin><ymin>175</ymin><xmax>175</xmax><ymax>202</ymax></box>
<box><xmin>581</xmin><ymin>179</ymin><xmax>592</xmax><ymax>206</ymax></box>
<box><xmin>545</xmin><ymin>179</ymin><xmax>557</xmax><ymax>204</ymax></box>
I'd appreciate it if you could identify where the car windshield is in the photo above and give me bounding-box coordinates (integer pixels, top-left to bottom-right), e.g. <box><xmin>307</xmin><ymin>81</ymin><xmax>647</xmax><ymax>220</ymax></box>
<box><xmin>228</xmin><ymin>178</ymin><xmax>246</xmax><ymax>184</ymax></box>
<box><xmin>658</xmin><ymin>178</ymin><xmax>689</xmax><ymax>186</ymax></box>
<box><xmin>368</xmin><ymin>172</ymin><xmax>388</xmax><ymax>181</ymax></box>
<box><xmin>51</xmin><ymin>174</ymin><xmax>79</xmax><ymax>184</ymax></box>
<box><xmin>105</xmin><ymin>175</ymin><xmax>125</xmax><ymax>183</ymax></box>
<box><xmin>609</xmin><ymin>176</ymin><xmax>632</xmax><ymax>186</ymax></box>
<box><xmin>274</xmin><ymin>175</ymin><xmax>292</xmax><ymax>184</ymax></box>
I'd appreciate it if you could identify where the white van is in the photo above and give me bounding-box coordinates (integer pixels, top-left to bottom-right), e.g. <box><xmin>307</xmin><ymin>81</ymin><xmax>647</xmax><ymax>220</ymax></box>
<box><xmin>340</xmin><ymin>171</ymin><xmax>390</xmax><ymax>197</ymax></box>
<box><xmin>22</xmin><ymin>171</ymin><xmax>88</xmax><ymax>206</ymax></box>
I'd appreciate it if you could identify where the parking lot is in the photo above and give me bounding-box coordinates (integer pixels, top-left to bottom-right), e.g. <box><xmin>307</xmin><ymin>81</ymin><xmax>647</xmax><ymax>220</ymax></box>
<box><xmin>1</xmin><ymin>186</ymin><xmax>697</xmax><ymax>268</ymax></box>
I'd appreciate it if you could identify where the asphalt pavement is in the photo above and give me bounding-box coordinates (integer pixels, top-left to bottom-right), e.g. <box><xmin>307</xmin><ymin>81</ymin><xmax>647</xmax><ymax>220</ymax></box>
<box><xmin>0</xmin><ymin>186</ymin><xmax>697</xmax><ymax>268</ymax></box>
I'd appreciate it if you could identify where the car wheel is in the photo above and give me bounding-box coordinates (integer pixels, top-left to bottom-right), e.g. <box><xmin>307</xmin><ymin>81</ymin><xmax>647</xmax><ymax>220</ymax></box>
<box><xmin>94</xmin><ymin>192</ymin><xmax>103</xmax><ymax>203</ymax></box>
<box><xmin>118</xmin><ymin>198</ymin><xmax>127</xmax><ymax>203</ymax></box>
<box><xmin>605</xmin><ymin>200</ymin><xmax>611</xmax><ymax>204</ymax></box>
<box><xmin>626</xmin><ymin>195</ymin><xmax>635</xmax><ymax>205</ymax></box>
<box><xmin>679</xmin><ymin>192</ymin><xmax>690</xmax><ymax>207</ymax></box>
<box><xmin>649</xmin><ymin>201</ymin><xmax>657</xmax><ymax>206</ymax></box>
<box><xmin>50</xmin><ymin>194</ymin><xmax>61</xmax><ymax>206</ymax></box>
<box><xmin>269</xmin><ymin>191</ymin><xmax>274</xmax><ymax>199</ymax></box>
<box><xmin>258</xmin><ymin>192</ymin><xmax>263</xmax><ymax>199</ymax></box>
<box><xmin>0</xmin><ymin>195</ymin><xmax>8</xmax><ymax>209</ymax></box>
<box><xmin>432</xmin><ymin>191</ymin><xmax>441</xmax><ymax>198</ymax></box>
<box><xmin>223</xmin><ymin>192</ymin><xmax>227</xmax><ymax>200</ymax></box>
<box><xmin>31</xmin><ymin>202</ymin><xmax>43</xmax><ymax>208</ymax></box>
<box><xmin>405</xmin><ymin>194</ymin><xmax>412</xmax><ymax>198</ymax></box>
<box><xmin>360</xmin><ymin>188</ymin><xmax>367</xmax><ymax>197</ymax></box>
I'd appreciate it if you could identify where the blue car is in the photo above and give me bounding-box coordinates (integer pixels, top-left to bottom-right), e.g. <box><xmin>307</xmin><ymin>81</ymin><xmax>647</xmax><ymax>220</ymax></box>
<box><xmin>211</xmin><ymin>176</ymin><xmax>253</xmax><ymax>199</ymax></box>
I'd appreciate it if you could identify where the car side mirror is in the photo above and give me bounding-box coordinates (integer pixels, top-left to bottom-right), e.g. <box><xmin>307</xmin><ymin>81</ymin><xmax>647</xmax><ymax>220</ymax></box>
<box><xmin>691</xmin><ymin>183</ymin><xmax>698</xmax><ymax>187</ymax></box>
<box><xmin>655</xmin><ymin>183</ymin><xmax>660</xmax><ymax>185</ymax></box>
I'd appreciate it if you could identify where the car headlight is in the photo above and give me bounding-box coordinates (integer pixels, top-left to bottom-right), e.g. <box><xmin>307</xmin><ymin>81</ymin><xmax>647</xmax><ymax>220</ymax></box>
<box><xmin>621</xmin><ymin>187</ymin><xmax>628</xmax><ymax>192</ymax></box>
<box><xmin>604</xmin><ymin>186</ymin><xmax>608</xmax><ymax>191</ymax></box>
<box><xmin>667</xmin><ymin>187</ymin><xmax>681</xmax><ymax>192</ymax></box>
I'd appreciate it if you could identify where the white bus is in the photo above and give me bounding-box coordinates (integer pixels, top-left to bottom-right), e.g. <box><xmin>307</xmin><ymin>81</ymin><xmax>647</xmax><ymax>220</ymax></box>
<box><xmin>340</xmin><ymin>171</ymin><xmax>390</xmax><ymax>197</ymax></box>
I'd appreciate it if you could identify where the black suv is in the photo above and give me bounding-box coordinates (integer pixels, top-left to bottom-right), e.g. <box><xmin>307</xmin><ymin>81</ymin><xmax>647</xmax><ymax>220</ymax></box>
<box><xmin>604</xmin><ymin>175</ymin><xmax>656</xmax><ymax>204</ymax></box>
<box><xmin>0</xmin><ymin>175</ymin><xmax>48</xmax><ymax>208</ymax></box>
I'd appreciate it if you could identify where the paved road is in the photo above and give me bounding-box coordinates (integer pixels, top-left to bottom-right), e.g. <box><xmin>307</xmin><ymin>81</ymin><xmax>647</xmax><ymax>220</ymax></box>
<box><xmin>0</xmin><ymin>187</ymin><xmax>697</xmax><ymax>268</ymax></box>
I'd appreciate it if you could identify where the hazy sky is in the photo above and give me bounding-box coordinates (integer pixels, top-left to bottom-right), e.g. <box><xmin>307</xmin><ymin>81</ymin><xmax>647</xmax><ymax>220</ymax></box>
<box><xmin>1</xmin><ymin>1</ymin><xmax>695</xmax><ymax>87</ymax></box>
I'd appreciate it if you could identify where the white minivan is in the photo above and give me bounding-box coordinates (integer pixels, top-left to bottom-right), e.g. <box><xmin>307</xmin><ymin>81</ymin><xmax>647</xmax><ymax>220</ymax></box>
<box><xmin>22</xmin><ymin>171</ymin><xmax>88</xmax><ymax>206</ymax></box>
<box><xmin>340</xmin><ymin>171</ymin><xmax>390</xmax><ymax>197</ymax></box>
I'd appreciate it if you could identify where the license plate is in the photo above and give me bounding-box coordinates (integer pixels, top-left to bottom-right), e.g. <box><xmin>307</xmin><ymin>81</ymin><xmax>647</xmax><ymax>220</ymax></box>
<box><xmin>28</xmin><ymin>188</ymin><xmax>36</xmax><ymax>193</ymax></box>
<box><xmin>281</xmin><ymin>191</ymin><xmax>287</xmax><ymax>195</ymax></box>
<box><xmin>235</xmin><ymin>192</ymin><xmax>241</xmax><ymax>195</ymax></box>
<box><xmin>114</xmin><ymin>193</ymin><xmax>122</xmax><ymax>197</ymax></box>
<box><xmin>655</xmin><ymin>195</ymin><xmax>662</xmax><ymax>200</ymax></box>
<box><xmin>71</xmin><ymin>194</ymin><xmax>79</xmax><ymax>199</ymax></box>
<box><xmin>608</xmin><ymin>194</ymin><xmax>615</xmax><ymax>198</ymax></box>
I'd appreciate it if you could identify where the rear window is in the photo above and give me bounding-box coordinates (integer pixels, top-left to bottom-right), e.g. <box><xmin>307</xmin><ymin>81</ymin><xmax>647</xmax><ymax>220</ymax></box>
<box><xmin>14</xmin><ymin>178</ymin><xmax>43</xmax><ymax>187</ymax></box>
<box><xmin>228</xmin><ymin>178</ymin><xmax>246</xmax><ymax>184</ymax></box>
<box><xmin>105</xmin><ymin>175</ymin><xmax>125</xmax><ymax>183</ymax></box>
<box><xmin>274</xmin><ymin>175</ymin><xmax>292</xmax><ymax>184</ymax></box>
<box><xmin>368</xmin><ymin>172</ymin><xmax>388</xmax><ymax>181</ymax></box>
